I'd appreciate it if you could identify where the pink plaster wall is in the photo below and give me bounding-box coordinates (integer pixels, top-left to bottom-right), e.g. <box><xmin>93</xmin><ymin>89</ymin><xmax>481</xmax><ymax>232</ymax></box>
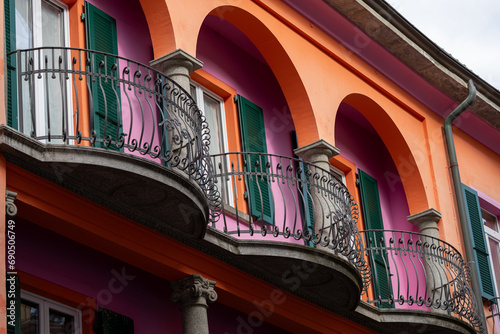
<box><xmin>16</xmin><ymin>219</ymin><xmax>289</xmax><ymax>333</ymax></box>
<box><xmin>88</xmin><ymin>0</ymin><xmax>161</xmax><ymax>162</ymax></box>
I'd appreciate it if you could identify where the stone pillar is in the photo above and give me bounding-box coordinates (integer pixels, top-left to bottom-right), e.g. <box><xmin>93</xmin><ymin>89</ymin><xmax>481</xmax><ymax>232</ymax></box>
<box><xmin>171</xmin><ymin>274</ymin><xmax>217</xmax><ymax>334</ymax></box>
<box><xmin>294</xmin><ymin>140</ymin><xmax>340</xmax><ymax>249</ymax></box>
<box><xmin>407</xmin><ymin>208</ymin><xmax>448</xmax><ymax>310</ymax></box>
<box><xmin>5</xmin><ymin>190</ymin><xmax>18</xmax><ymax>217</ymax></box>
<box><xmin>150</xmin><ymin>49</ymin><xmax>204</xmax><ymax>169</ymax></box>
<box><xmin>150</xmin><ymin>49</ymin><xmax>203</xmax><ymax>93</ymax></box>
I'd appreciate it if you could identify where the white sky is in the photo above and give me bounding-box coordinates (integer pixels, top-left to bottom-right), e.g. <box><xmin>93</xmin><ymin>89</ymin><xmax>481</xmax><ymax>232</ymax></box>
<box><xmin>384</xmin><ymin>0</ymin><xmax>500</xmax><ymax>91</ymax></box>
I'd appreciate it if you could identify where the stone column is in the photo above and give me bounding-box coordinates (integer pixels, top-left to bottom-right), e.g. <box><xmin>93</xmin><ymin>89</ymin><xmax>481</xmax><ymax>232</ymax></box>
<box><xmin>150</xmin><ymin>49</ymin><xmax>203</xmax><ymax>93</ymax></box>
<box><xmin>171</xmin><ymin>274</ymin><xmax>217</xmax><ymax>334</ymax></box>
<box><xmin>150</xmin><ymin>49</ymin><xmax>204</xmax><ymax>169</ymax></box>
<box><xmin>5</xmin><ymin>190</ymin><xmax>18</xmax><ymax>217</ymax></box>
<box><xmin>407</xmin><ymin>208</ymin><xmax>448</xmax><ymax>311</ymax></box>
<box><xmin>294</xmin><ymin>140</ymin><xmax>340</xmax><ymax>249</ymax></box>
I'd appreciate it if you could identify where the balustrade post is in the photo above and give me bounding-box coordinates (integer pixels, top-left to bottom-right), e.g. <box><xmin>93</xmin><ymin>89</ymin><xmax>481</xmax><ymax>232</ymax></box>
<box><xmin>150</xmin><ymin>49</ymin><xmax>204</xmax><ymax>170</ymax></box>
<box><xmin>407</xmin><ymin>208</ymin><xmax>449</xmax><ymax>311</ymax></box>
<box><xmin>294</xmin><ymin>140</ymin><xmax>341</xmax><ymax>249</ymax></box>
<box><xmin>171</xmin><ymin>274</ymin><xmax>217</xmax><ymax>334</ymax></box>
<box><xmin>150</xmin><ymin>49</ymin><xmax>203</xmax><ymax>93</ymax></box>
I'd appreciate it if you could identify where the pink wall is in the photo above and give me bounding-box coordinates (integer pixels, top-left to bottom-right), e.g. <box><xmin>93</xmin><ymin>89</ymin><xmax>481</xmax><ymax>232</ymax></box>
<box><xmin>17</xmin><ymin>219</ymin><xmax>290</xmax><ymax>333</ymax></box>
<box><xmin>197</xmin><ymin>16</ymin><xmax>295</xmax><ymax>158</ymax></box>
<box><xmin>88</xmin><ymin>0</ymin><xmax>162</xmax><ymax>162</ymax></box>
<box><xmin>335</xmin><ymin>103</ymin><xmax>414</xmax><ymax>232</ymax></box>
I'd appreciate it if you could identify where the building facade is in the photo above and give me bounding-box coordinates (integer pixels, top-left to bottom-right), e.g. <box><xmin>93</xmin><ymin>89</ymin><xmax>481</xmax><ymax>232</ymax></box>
<box><xmin>1</xmin><ymin>0</ymin><xmax>499</xmax><ymax>333</ymax></box>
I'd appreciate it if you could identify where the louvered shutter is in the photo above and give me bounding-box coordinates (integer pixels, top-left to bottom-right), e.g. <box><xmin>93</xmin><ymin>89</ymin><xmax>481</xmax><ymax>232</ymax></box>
<box><xmin>358</xmin><ymin>169</ymin><xmax>393</xmax><ymax>308</ymax></box>
<box><xmin>5</xmin><ymin>0</ymin><xmax>17</xmax><ymax>129</ymax></box>
<box><xmin>94</xmin><ymin>307</ymin><xmax>134</xmax><ymax>334</ymax></box>
<box><xmin>6</xmin><ymin>274</ymin><xmax>20</xmax><ymax>334</ymax></box>
<box><xmin>291</xmin><ymin>131</ymin><xmax>315</xmax><ymax>247</ymax></box>
<box><xmin>462</xmin><ymin>184</ymin><xmax>496</xmax><ymax>300</ymax></box>
<box><xmin>235</xmin><ymin>95</ymin><xmax>273</xmax><ymax>224</ymax></box>
<box><xmin>85</xmin><ymin>2</ymin><xmax>121</xmax><ymax>150</ymax></box>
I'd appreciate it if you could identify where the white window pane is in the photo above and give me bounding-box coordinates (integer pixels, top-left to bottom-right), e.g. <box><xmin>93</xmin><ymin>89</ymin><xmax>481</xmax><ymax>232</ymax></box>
<box><xmin>15</xmin><ymin>0</ymin><xmax>33</xmax><ymax>49</ymax></box>
<box><xmin>483</xmin><ymin>209</ymin><xmax>499</xmax><ymax>232</ymax></box>
<box><xmin>21</xmin><ymin>299</ymin><xmax>39</xmax><ymax>334</ymax></box>
<box><xmin>489</xmin><ymin>237</ymin><xmax>500</xmax><ymax>293</ymax></box>
<box><xmin>49</xmin><ymin>308</ymin><xmax>75</xmax><ymax>334</ymax></box>
<box><xmin>203</xmin><ymin>93</ymin><xmax>223</xmax><ymax>156</ymax></box>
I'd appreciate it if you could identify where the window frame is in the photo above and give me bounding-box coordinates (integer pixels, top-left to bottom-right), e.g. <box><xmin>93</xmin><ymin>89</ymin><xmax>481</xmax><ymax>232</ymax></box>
<box><xmin>14</xmin><ymin>0</ymin><xmax>74</xmax><ymax>141</ymax></box>
<box><xmin>190</xmin><ymin>81</ymin><xmax>234</xmax><ymax>207</ymax></box>
<box><xmin>20</xmin><ymin>290</ymin><xmax>82</xmax><ymax>334</ymax></box>
<box><xmin>483</xmin><ymin>208</ymin><xmax>500</xmax><ymax>299</ymax></box>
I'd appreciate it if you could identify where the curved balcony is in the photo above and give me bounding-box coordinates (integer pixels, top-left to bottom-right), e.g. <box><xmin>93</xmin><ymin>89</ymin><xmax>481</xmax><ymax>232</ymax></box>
<box><xmin>3</xmin><ymin>47</ymin><xmax>220</xmax><ymax>238</ymax></box>
<box><xmin>208</xmin><ymin>152</ymin><xmax>370</xmax><ymax>310</ymax></box>
<box><xmin>360</xmin><ymin>229</ymin><xmax>484</xmax><ymax>333</ymax></box>
<box><xmin>487</xmin><ymin>297</ymin><xmax>500</xmax><ymax>333</ymax></box>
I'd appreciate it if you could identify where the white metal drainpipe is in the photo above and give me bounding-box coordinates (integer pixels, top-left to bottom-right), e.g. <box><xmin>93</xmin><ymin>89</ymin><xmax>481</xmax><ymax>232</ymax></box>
<box><xmin>444</xmin><ymin>79</ymin><xmax>487</xmax><ymax>332</ymax></box>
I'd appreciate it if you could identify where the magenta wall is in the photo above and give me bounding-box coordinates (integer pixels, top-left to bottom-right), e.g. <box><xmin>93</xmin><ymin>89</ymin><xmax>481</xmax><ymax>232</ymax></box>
<box><xmin>335</xmin><ymin>103</ymin><xmax>414</xmax><ymax>232</ymax></box>
<box><xmin>197</xmin><ymin>16</ymin><xmax>295</xmax><ymax>158</ymax></box>
<box><xmin>88</xmin><ymin>0</ymin><xmax>161</xmax><ymax>162</ymax></box>
<box><xmin>16</xmin><ymin>219</ymin><xmax>290</xmax><ymax>333</ymax></box>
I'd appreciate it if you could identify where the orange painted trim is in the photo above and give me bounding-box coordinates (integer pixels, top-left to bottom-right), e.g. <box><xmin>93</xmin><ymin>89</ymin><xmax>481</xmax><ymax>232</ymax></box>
<box><xmin>252</xmin><ymin>0</ymin><xmax>425</xmax><ymax>122</ymax></box>
<box><xmin>18</xmin><ymin>270</ymin><xmax>95</xmax><ymax>334</ymax></box>
<box><xmin>7</xmin><ymin>163</ymin><xmax>375</xmax><ymax>333</ymax></box>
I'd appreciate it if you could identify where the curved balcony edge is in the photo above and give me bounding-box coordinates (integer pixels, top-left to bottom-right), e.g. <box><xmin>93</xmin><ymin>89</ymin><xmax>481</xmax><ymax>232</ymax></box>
<box><xmin>203</xmin><ymin>226</ymin><xmax>364</xmax><ymax>311</ymax></box>
<box><xmin>0</xmin><ymin>125</ymin><xmax>209</xmax><ymax>239</ymax></box>
<box><xmin>359</xmin><ymin>229</ymin><xmax>484</xmax><ymax>334</ymax></box>
<box><xmin>355</xmin><ymin>300</ymin><xmax>477</xmax><ymax>334</ymax></box>
<box><xmin>209</xmin><ymin>151</ymin><xmax>371</xmax><ymax>293</ymax></box>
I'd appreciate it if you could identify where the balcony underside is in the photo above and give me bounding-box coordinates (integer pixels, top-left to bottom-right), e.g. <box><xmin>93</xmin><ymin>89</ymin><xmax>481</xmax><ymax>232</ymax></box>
<box><xmin>203</xmin><ymin>227</ymin><xmax>363</xmax><ymax>311</ymax></box>
<box><xmin>0</xmin><ymin>125</ymin><xmax>208</xmax><ymax>239</ymax></box>
<box><xmin>354</xmin><ymin>302</ymin><xmax>477</xmax><ymax>334</ymax></box>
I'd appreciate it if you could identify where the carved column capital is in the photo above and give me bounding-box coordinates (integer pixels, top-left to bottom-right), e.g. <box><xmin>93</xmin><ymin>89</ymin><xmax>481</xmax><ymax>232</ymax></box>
<box><xmin>407</xmin><ymin>208</ymin><xmax>442</xmax><ymax>238</ymax></box>
<box><xmin>294</xmin><ymin>139</ymin><xmax>340</xmax><ymax>165</ymax></box>
<box><xmin>171</xmin><ymin>274</ymin><xmax>217</xmax><ymax>306</ymax></box>
<box><xmin>5</xmin><ymin>190</ymin><xmax>18</xmax><ymax>217</ymax></box>
<box><xmin>150</xmin><ymin>49</ymin><xmax>203</xmax><ymax>92</ymax></box>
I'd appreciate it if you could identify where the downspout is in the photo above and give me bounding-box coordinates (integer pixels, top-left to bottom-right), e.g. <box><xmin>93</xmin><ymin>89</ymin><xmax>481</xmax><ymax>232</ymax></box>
<box><xmin>444</xmin><ymin>79</ymin><xmax>486</xmax><ymax>330</ymax></box>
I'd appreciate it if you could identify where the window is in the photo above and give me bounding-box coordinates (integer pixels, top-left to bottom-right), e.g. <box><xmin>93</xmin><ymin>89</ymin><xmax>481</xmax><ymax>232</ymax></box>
<box><xmin>483</xmin><ymin>209</ymin><xmax>500</xmax><ymax>298</ymax></box>
<box><xmin>190</xmin><ymin>83</ymin><xmax>228</xmax><ymax>156</ymax></box>
<box><xmin>7</xmin><ymin>0</ymin><xmax>71</xmax><ymax>141</ymax></box>
<box><xmin>330</xmin><ymin>165</ymin><xmax>345</xmax><ymax>184</ymax></box>
<box><xmin>20</xmin><ymin>291</ymin><xmax>82</xmax><ymax>334</ymax></box>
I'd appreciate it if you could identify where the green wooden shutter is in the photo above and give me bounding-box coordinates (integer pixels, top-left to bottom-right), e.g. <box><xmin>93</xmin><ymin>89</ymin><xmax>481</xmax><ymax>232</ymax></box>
<box><xmin>462</xmin><ymin>184</ymin><xmax>496</xmax><ymax>300</ymax></box>
<box><xmin>358</xmin><ymin>169</ymin><xmax>393</xmax><ymax>308</ymax></box>
<box><xmin>5</xmin><ymin>0</ymin><xmax>18</xmax><ymax>129</ymax></box>
<box><xmin>94</xmin><ymin>307</ymin><xmax>134</xmax><ymax>334</ymax></box>
<box><xmin>291</xmin><ymin>131</ymin><xmax>315</xmax><ymax>247</ymax></box>
<box><xmin>235</xmin><ymin>95</ymin><xmax>273</xmax><ymax>224</ymax></box>
<box><xmin>85</xmin><ymin>2</ymin><xmax>121</xmax><ymax>150</ymax></box>
<box><xmin>6</xmin><ymin>274</ymin><xmax>21</xmax><ymax>334</ymax></box>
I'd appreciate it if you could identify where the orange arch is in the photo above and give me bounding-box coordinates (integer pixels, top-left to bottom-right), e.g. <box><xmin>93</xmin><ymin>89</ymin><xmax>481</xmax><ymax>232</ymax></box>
<box><xmin>138</xmin><ymin>0</ymin><xmax>176</xmax><ymax>57</ymax></box>
<box><xmin>341</xmin><ymin>93</ymin><xmax>429</xmax><ymax>214</ymax></box>
<box><xmin>202</xmin><ymin>6</ymin><xmax>318</xmax><ymax>146</ymax></box>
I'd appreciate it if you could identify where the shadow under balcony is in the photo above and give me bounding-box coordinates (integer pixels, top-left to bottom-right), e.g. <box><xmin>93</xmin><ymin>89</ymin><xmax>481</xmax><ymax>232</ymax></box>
<box><xmin>204</xmin><ymin>152</ymin><xmax>371</xmax><ymax>311</ymax></box>
<box><xmin>1</xmin><ymin>47</ymin><xmax>214</xmax><ymax>239</ymax></box>
<box><xmin>356</xmin><ymin>229</ymin><xmax>485</xmax><ymax>334</ymax></box>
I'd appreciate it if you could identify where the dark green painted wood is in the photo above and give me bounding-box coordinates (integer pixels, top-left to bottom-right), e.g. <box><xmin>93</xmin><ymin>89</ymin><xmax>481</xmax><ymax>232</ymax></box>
<box><xmin>463</xmin><ymin>184</ymin><xmax>496</xmax><ymax>300</ymax></box>
<box><xmin>85</xmin><ymin>2</ymin><xmax>121</xmax><ymax>150</ymax></box>
<box><xmin>236</xmin><ymin>95</ymin><xmax>273</xmax><ymax>224</ymax></box>
<box><xmin>94</xmin><ymin>307</ymin><xmax>134</xmax><ymax>334</ymax></box>
<box><xmin>358</xmin><ymin>169</ymin><xmax>394</xmax><ymax>308</ymax></box>
<box><xmin>6</xmin><ymin>274</ymin><xmax>21</xmax><ymax>334</ymax></box>
<box><xmin>5</xmin><ymin>0</ymin><xmax>17</xmax><ymax>129</ymax></box>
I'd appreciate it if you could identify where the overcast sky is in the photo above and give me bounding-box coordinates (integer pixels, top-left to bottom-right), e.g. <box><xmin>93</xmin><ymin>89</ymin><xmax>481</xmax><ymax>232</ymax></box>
<box><xmin>384</xmin><ymin>0</ymin><xmax>500</xmax><ymax>91</ymax></box>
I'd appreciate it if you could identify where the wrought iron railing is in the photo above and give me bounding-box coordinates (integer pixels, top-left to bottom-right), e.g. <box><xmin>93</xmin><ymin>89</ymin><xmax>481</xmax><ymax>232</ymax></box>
<box><xmin>488</xmin><ymin>297</ymin><xmax>500</xmax><ymax>334</ymax></box>
<box><xmin>209</xmin><ymin>152</ymin><xmax>371</xmax><ymax>289</ymax></box>
<box><xmin>6</xmin><ymin>47</ymin><xmax>221</xmax><ymax>211</ymax></box>
<box><xmin>360</xmin><ymin>229</ymin><xmax>484</xmax><ymax>333</ymax></box>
